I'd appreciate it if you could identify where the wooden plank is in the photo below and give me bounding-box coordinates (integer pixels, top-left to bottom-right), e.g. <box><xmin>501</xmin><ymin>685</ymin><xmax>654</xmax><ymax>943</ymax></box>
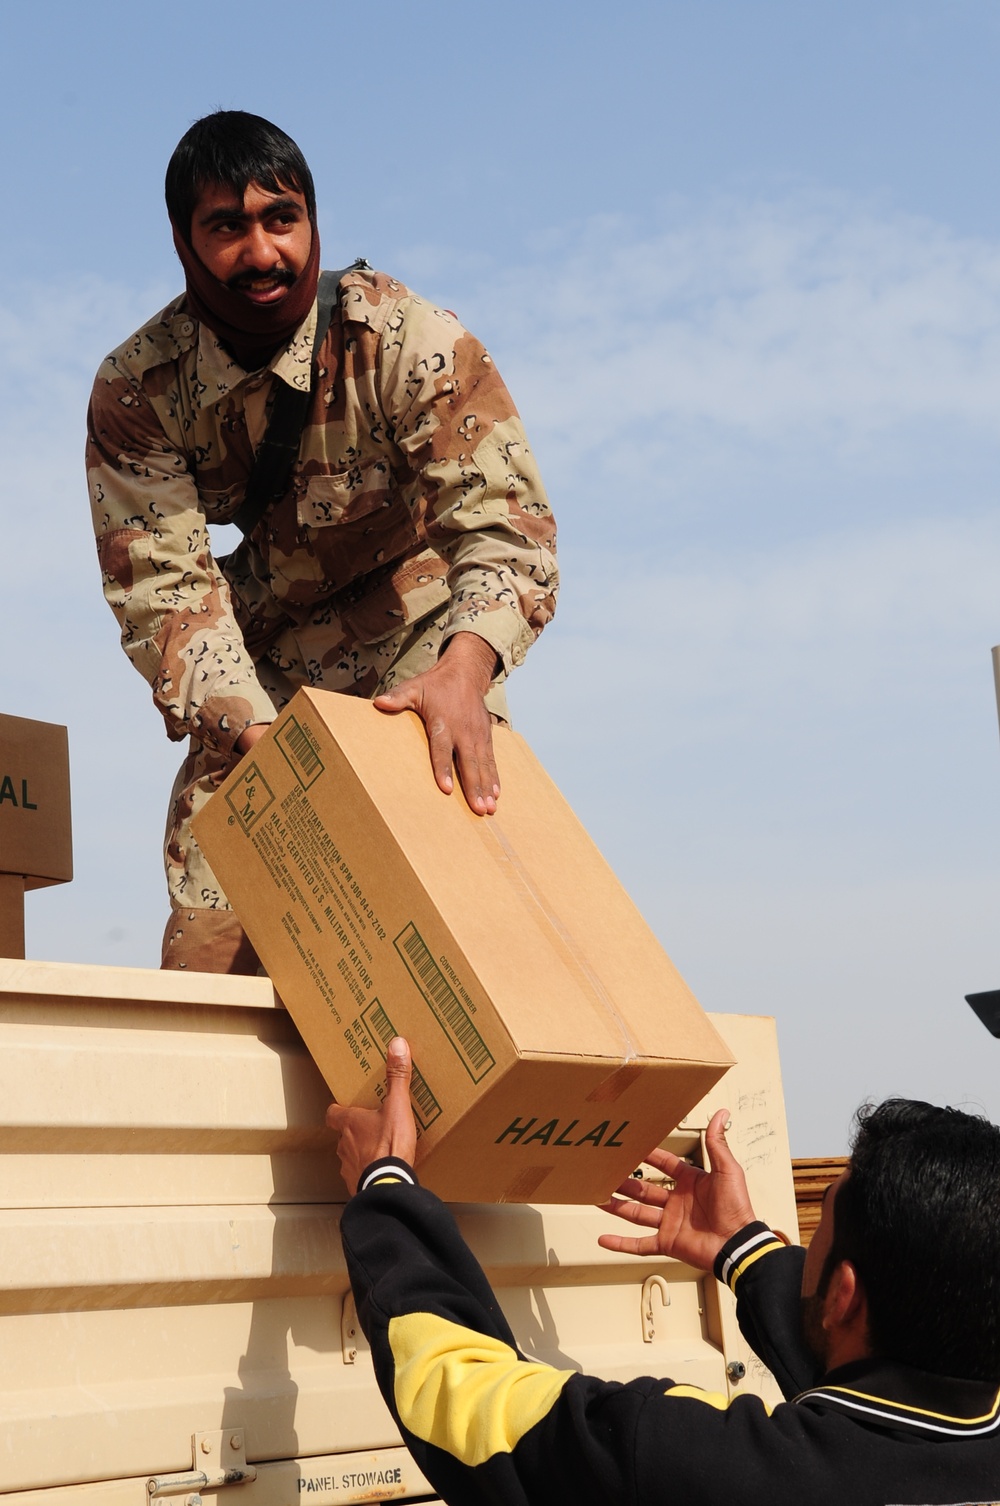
<box><xmin>791</xmin><ymin>1157</ymin><xmax>849</xmax><ymax>1244</ymax></box>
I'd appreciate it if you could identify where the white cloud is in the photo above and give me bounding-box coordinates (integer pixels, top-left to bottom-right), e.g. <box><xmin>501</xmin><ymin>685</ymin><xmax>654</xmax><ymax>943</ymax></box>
<box><xmin>451</xmin><ymin>193</ymin><xmax>1000</xmax><ymax>448</ymax></box>
<box><xmin>643</xmin><ymin>873</ymin><xmax>1000</xmax><ymax>1156</ymax></box>
<box><xmin>514</xmin><ymin>515</ymin><xmax>1000</xmax><ymax>756</ymax></box>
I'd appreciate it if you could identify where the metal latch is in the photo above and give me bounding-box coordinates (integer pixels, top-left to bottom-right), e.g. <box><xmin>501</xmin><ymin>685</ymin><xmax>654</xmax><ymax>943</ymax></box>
<box><xmin>641</xmin><ymin>1274</ymin><xmax>670</xmax><ymax>1342</ymax></box>
<box><xmin>342</xmin><ymin>1289</ymin><xmax>360</xmax><ymax>1364</ymax></box>
<box><xmin>147</xmin><ymin>1430</ymin><xmax>257</xmax><ymax>1501</ymax></box>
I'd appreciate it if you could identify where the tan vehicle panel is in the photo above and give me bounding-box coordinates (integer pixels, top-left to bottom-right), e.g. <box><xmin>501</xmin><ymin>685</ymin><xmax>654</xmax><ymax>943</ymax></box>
<box><xmin>0</xmin><ymin>960</ymin><xmax>797</xmax><ymax>1501</ymax></box>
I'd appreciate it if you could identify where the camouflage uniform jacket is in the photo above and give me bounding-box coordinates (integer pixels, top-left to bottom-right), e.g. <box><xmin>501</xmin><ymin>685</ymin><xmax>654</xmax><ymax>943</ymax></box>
<box><xmin>86</xmin><ymin>267</ymin><xmax>558</xmax><ymax>759</ymax></box>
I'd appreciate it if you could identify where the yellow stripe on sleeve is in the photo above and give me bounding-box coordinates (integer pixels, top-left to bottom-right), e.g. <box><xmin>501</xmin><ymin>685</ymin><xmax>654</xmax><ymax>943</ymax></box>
<box><xmin>389</xmin><ymin>1312</ymin><xmax>575</xmax><ymax>1467</ymax></box>
<box><xmin>728</xmin><ymin>1240</ymin><xmax>787</xmax><ymax>1288</ymax></box>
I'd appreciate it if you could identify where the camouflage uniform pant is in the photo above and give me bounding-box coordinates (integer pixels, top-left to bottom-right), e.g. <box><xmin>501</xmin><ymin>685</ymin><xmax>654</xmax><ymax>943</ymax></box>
<box><xmin>160</xmin><ymin>602</ymin><xmax>508</xmax><ymax>974</ymax></box>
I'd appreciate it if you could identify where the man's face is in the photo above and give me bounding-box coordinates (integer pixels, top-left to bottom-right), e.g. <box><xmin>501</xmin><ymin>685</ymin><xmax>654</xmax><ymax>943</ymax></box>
<box><xmin>190</xmin><ymin>180</ymin><xmax>312</xmax><ymax>308</ymax></box>
<box><xmin>800</xmin><ymin>1168</ymin><xmax>848</xmax><ymax>1366</ymax></box>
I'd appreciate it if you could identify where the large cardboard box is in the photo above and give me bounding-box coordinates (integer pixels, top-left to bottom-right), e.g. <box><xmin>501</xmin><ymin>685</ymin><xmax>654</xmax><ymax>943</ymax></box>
<box><xmin>194</xmin><ymin>690</ymin><xmax>733</xmax><ymax>1202</ymax></box>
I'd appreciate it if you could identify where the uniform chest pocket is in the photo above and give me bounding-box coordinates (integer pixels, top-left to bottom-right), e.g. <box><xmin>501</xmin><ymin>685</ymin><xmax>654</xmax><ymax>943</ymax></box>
<box><xmin>297</xmin><ymin>460</ymin><xmax>393</xmax><ymax>528</ymax></box>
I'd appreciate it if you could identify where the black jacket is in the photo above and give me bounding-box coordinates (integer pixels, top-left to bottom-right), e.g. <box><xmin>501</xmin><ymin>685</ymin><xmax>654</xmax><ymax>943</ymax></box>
<box><xmin>340</xmin><ymin>1159</ymin><xmax>1000</xmax><ymax>1506</ymax></box>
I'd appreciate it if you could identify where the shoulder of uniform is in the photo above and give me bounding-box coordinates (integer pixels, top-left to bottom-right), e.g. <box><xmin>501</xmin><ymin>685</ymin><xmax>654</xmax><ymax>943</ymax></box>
<box><xmin>97</xmin><ymin>293</ymin><xmax>197</xmax><ymax>382</ymax></box>
<box><xmin>337</xmin><ymin>265</ymin><xmax>412</xmax><ymax>333</ymax></box>
<box><xmin>337</xmin><ymin>266</ymin><xmax>461</xmax><ymax>336</ymax></box>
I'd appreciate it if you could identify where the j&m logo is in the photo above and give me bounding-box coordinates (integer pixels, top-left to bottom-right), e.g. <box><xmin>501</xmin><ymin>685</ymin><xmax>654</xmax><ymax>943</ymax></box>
<box><xmin>225</xmin><ymin>762</ymin><xmax>275</xmax><ymax>835</ymax></box>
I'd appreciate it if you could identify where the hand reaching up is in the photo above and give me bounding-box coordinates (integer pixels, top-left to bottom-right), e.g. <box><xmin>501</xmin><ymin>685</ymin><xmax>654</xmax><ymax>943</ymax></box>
<box><xmin>597</xmin><ymin>1108</ymin><xmax>757</xmax><ymax>1271</ymax></box>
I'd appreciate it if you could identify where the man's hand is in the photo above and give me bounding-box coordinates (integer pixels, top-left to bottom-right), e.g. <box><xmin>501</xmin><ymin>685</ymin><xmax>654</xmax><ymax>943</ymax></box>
<box><xmin>597</xmin><ymin>1108</ymin><xmax>757</xmax><ymax>1271</ymax></box>
<box><xmin>326</xmin><ymin>1037</ymin><xmax>418</xmax><ymax>1195</ymax></box>
<box><xmin>374</xmin><ymin>633</ymin><xmax>501</xmax><ymax>816</ymax></box>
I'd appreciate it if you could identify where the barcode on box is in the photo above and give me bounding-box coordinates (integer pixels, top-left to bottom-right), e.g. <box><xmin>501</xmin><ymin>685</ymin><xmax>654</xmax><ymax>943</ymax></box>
<box><xmin>276</xmin><ymin>716</ymin><xmax>324</xmax><ymax>789</ymax></box>
<box><xmin>394</xmin><ymin>923</ymin><xmax>495</xmax><ymax>1083</ymax></box>
<box><xmin>362</xmin><ymin>998</ymin><xmax>442</xmax><ymax>1130</ymax></box>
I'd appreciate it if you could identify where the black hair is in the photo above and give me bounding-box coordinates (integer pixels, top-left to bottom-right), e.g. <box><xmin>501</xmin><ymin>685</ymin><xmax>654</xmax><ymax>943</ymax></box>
<box><xmin>824</xmin><ymin>1098</ymin><xmax>1000</xmax><ymax>1381</ymax></box>
<box><xmin>165</xmin><ymin>110</ymin><xmax>316</xmax><ymax>239</ymax></box>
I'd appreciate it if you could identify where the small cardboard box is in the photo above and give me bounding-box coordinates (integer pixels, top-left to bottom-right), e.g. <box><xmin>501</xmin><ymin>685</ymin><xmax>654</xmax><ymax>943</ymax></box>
<box><xmin>194</xmin><ymin>689</ymin><xmax>733</xmax><ymax>1203</ymax></box>
<box><xmin>0</xmin><ymin>714</ymin><xmax>72</xmax><ymax>888</ymax></box>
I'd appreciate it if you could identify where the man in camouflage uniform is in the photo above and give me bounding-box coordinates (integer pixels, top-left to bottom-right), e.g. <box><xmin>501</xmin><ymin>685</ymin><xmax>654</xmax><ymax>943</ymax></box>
<box><xmin>87</xmin><ymin>111</ymin><xmax>557</xmax><ymax>974</ymax></box>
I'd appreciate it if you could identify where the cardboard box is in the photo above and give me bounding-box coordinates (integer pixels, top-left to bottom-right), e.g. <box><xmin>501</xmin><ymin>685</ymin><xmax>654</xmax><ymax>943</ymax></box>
<box><xmin>194</xmin><ymin>689</ymin><xmax>733</xmax><ymax>1202</ymax></box>
<box><xmin>0</xmin><ymin>714</ymin><xmax>72</xmax><ymax>888</ymax></box>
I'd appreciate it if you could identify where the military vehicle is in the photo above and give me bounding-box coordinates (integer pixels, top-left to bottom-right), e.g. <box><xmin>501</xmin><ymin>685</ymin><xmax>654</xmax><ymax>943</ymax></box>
<box><xmin>0</xmin><ymin>714</ymin><xmax>798</xmax><ymax>1505</ymax></box>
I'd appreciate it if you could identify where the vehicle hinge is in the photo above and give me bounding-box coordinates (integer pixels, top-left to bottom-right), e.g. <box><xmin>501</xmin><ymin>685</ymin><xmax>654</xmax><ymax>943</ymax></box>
<box><xmin>641</xmin><ymin>1274</ymin><xmax>670</xmax><ymax>1342</ymax></box>
<box><xmin>146</xmin><ymin>1429</ymin><xmax>257</xmax><ymax>1501</ymax></box>
<box><xmin>342</xmin><ymin>1288</ymin><xmax>360</xmax><ymax>1363</ymax></box>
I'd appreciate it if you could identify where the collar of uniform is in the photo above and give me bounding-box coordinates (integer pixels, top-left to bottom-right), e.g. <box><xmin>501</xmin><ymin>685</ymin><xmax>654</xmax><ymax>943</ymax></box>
<box><xmin>192</xmin><ymin>297</ymin><xmax>317</xmax><ymax>407</ymax></box>
<box><xmin>796</xmin><ymin>1357</ymin><xmax>1000</xmax><ymax>1439</ymax></box>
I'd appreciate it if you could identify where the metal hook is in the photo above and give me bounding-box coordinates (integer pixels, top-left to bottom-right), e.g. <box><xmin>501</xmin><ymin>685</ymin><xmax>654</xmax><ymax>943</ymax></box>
<box><xmin>641</xmin><ymin>1274</ymin><xmax>670</xmax><ymax>1342</ymax></box>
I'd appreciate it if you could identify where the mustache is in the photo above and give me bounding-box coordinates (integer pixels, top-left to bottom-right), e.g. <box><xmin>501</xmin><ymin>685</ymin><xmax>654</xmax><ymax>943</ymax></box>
<box><xmin>226</xmin><ymin>266</ymin><xmax>297</xmax><ymax>292</ymax></box>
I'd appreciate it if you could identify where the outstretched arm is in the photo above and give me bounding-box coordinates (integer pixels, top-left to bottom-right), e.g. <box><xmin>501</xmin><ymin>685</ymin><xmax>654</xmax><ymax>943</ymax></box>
<box><xmin>597</xmin><ymin>1109</ymin><xmax>757</xmax><ymax>1270</ymax></box>
<box><xmin>372</xmin><ymin>290</ymin><xmax>557</xmax><ymax>819</ymax></box>
<box><xmin>599</xmin><ymin>1111</ymin><xmax>819</xmax><ymax>1399</ymax></box>
<box><xmin>87</xmin><ymin>362</ymin><xmax>276</xmax><ymax>760</ymax></box>
<box><xmin>334</xmin><ymin>1045</ymin><xmax>763</xmax><ymax>1506</ymax></box>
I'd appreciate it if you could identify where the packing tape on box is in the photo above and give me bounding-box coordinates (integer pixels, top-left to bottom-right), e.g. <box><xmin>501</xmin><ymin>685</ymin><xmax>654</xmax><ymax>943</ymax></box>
<box><xmin>484</xmin><ymin>820</ymin><xmax>638</xmax><ymax>1066</ymax></box>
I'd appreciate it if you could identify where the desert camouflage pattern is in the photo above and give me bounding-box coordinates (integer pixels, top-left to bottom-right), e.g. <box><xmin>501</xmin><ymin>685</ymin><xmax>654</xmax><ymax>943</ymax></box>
<box><xmin>87</xmin><ymin>267</ymin><xmax>558</xmax><ymax>933</ymax></box>
<box><xmin>160</xmin><ymin>904</ymin><xmax>261</xmax><ymax>974</ymax></box>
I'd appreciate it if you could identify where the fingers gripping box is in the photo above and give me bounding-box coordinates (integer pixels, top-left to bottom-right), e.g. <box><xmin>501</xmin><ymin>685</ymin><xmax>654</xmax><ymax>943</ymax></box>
<box><xmin>193</xmin><ymin>690</ymin><xmax>733</xmax><ymax>1203</ymax></box>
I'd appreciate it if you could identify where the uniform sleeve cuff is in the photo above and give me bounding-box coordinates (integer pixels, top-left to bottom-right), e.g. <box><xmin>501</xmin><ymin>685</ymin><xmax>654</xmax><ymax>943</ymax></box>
<box><xmin>357</xmin><ymin>1157</ymin><xmax>420</xmax><ymax>1194</ymax></box>
<box><xmin>191</xmin><ymin>690</ymin><xmax>277</xmax><ymax>759</ymax></box>
<box><xmin>442</xmin><ymin>608</ymin><xmax>534</xmax><ymax>675</ymax></box>
<box><xmin>714</xmin><ymin>1222</ymin><xmax>788</xmax><ymax>1293</ymax></box>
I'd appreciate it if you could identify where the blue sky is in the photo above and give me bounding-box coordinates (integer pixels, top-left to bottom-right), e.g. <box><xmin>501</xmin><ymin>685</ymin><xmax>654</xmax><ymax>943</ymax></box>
<box><xmin>3</xmin><ymin>0</ymin><xmax>1000</xmax><ymax>1153</ymax></box>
